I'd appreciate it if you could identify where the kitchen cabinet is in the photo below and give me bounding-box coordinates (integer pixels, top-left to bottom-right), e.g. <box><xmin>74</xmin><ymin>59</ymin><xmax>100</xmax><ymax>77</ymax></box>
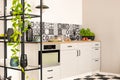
<box><xmin>60</xmin><ymin>42</ymin><xmax>100</xmax><ymax>79</ymax></box>
<box><xmin>43</xmin><ymin>66</ymin><xmax>60</xmax><ymax>80</ymax></box>
<box><xmin>76</xmin><ymin>43</ymin><xmax>92</xmax><ymax>74</ymax></box>
<box><xmin>60</xmin><ymin>43</ymin><xmax>77</xmax><ymax>78</ymax></box>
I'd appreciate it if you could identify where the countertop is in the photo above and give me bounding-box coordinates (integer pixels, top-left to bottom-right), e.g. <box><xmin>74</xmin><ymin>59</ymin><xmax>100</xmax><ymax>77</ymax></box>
<box><xmin>42</xmin><ymin>40</ymin><xmax>101</xmax><ymax>44</ymax></box>
<box><xmin>0</xmin><ymin>40</ymin><xmax>101</xmax><ymax>44</ymax></box>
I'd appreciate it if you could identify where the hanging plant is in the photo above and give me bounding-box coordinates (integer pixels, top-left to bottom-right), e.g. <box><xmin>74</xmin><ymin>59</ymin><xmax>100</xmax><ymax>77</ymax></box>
<box><xmin>8</xmin><ymin>0</ymin><xmax>32</xmax><ymax>66</ymax></box>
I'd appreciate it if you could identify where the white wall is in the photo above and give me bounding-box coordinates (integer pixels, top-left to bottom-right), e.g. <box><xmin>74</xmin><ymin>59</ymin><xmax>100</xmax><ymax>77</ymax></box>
<box><xmin>83</xmin><ymin>0</ymin><xmax>120</xmax><ymax>73</ymax></box>
<box><xmin>43</xmin><ymin>0</ymin><xmax>82</xmax><ymax>24</ymax></box>
<box><xmin>27</xmin><ymin>0</ymin><xmax>82</xmax><ymax>24</ymax></box>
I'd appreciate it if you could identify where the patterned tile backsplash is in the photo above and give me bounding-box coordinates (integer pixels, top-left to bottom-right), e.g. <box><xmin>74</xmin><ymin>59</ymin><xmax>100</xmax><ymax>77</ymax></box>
<box><xmin>31</xmin><ymin>22</ymin><xmax>81</xmax><ymax>42</ymax></box>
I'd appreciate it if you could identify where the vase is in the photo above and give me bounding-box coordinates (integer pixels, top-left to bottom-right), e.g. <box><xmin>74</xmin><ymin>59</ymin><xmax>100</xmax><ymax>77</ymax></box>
<box><xmin>26</xmin><ymin>25</ymin><xmax>33</xmax><ymax>42</ymax></box>
<box><xmin>20</xmin><ymin>54</ymin><xmax>28</xmax><ymax>68</ymax></box>
<box><xmin>10</xmin><ymin>57</ymin><xmax>19</xmax><ymax>67</ymax></box>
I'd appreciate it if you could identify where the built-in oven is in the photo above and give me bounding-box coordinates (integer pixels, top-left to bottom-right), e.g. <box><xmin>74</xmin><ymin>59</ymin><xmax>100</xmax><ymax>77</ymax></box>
<box><xmin>38</xmin><ymin>44</ymin><xmax>60</xmax><ymax>66</ymax></box>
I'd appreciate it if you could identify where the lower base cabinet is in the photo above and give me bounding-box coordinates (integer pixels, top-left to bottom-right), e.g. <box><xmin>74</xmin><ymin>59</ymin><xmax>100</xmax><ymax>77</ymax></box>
<box><xmin>43</xmin><ymin>66</ymin><xmax>60</xmax><ymax>80</ymax></box>
<box><xmin>60</xmin><ymin>42</ymin><xmax>100</xmax><ymax>79</ymax></box>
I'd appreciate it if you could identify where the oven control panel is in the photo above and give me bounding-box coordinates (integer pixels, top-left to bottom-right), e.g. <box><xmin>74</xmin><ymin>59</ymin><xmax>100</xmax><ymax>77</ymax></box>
<box><xmin>42</xmin><ymin>44</ymin><xmax>60</xmax><ymax>50</ymax></box>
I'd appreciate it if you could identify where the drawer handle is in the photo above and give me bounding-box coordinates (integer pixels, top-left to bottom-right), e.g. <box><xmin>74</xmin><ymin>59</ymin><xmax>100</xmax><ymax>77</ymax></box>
<box><xmin>47</xmin><ymin>77</ymin><xmax>53</xmax><ymax>79</ymax></box>
<box><xmin>47</xmin><ymin>70</ymin><xmax>53</xmax><ymax>72</ymax></box>
<box><xmin>67</xmin><ymin>46</ymin><xmax>72</xmax><ymax>47</ymax></box>
<box><xmin>95</xmin><ymin>48</ymin><xmax>99</xmax><ymax>50</ymax></box>
<box><xmin>95</xmin><ymin>44</ymin><xmax>99</xmax><ymax>46</ymax></box>
<box><xmin>95</xmin><ymin>60</ymin><xmax>99</xmax><ymax>62</ymax></box>
<box><xmin>77</xmin><ymin>50</ymin><xmax>78</xmax><ymax>56</ymax></box>
<box><xmin>79</xmin><ymin>50</ymin><xmax>81</xmax><ymax>56</ymax></box>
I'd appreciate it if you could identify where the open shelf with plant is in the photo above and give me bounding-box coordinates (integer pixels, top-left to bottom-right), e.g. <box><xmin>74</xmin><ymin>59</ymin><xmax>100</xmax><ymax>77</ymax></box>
<box><xmin>0</xmin><ymin>0</ymin><xmax>43</xmax><ymax>79</ymax></box>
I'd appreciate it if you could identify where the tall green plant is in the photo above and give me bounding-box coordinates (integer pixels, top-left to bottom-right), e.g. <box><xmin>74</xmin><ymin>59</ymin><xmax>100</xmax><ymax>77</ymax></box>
<box><xmin>8</xmin><ymin>0</ymin><xmax>32</xmax><ymax>60</ymax></box>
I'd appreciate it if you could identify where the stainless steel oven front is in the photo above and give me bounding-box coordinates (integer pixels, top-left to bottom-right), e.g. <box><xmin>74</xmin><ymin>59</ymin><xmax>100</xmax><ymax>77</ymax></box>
<box><xmin>38</xmin><ymin>44</ymin><xmax>60</xmax><ymax>66</ymax></box>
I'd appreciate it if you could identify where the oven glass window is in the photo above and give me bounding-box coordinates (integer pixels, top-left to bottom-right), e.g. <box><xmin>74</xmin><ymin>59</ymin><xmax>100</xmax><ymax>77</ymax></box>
<box><xmin>42</xmin><ymin>52</ymin><xmax>58</xmax><ymax>66</ymax></box>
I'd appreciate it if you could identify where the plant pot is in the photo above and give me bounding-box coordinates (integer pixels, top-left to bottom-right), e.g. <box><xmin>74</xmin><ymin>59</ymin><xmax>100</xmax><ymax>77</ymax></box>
<box><xmin>81</xmin><ymin>36</ymin><xmax>95</xmax><ymax>41</ymax></box>
<box><xmin>10</xmin><ymin>57</ymin><xmax>19</xmax><ymax>67</ymax></box>
<box><xmin>90</xmin><ymin>36</ymin><xmax>95</xmax><ymax>41</ymax></box>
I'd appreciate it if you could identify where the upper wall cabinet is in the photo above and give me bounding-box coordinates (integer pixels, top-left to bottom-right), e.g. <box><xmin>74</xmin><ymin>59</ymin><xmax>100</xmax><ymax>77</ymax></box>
<box><xmin>43</xmin><ymin>0</ymin><xmax>82</xmax><ymax>24</ymax></box>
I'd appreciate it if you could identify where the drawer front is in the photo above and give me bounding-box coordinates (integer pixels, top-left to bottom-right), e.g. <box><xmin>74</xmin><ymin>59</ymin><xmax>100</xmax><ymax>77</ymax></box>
<box><xmin>92</xmin><ymin>42</ymin><xmax>100</xmax><ymax>47</ymax></box>
<box><xmin>92</xmin><ymin>58</ymin><xmax>100</xmax><ymax>71</ymax></box>
<box><xmin>93</xmin><ymin>42</ymin><xmax>100</xmax><ymax>47</ymax></box>
<box><xmin>91</xmin><ymin>47</ymin><xmax>100</xmax><ymax>53</ymax></box>
<box><xmin>43</xmin><ymin>66</ymin><xmax>60</xmax><ymax>80</ymax></box>
<box><xmin>60</xmin><ymin>43</ymin><xmax>76</xmax><ymax>50</ymax></box>
<box><xmin>43</xmin><ymin>75</ymin><xmax>60</xmax><ymax>80</ymax></box>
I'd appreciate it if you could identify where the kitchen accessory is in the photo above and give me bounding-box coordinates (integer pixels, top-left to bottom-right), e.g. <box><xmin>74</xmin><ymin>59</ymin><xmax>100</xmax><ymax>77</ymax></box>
<box><xmin>20</xmin><ymin>54</ymin><xmax>28</xmax><ymax>68</ymax></box>
<box><xmin>7</xmin><ymin>28</ymin><xmax>14</xmax><ymax>42</ymax></box>
<box><xmin>33</xmin><ymin>35</ymin><xmax>40</xmax><ymax>42</ymax></box>
<box><xmin>70</xmin><ymin>35</ymin><xmax>76</xmax><ymax>40</ymax></box>
<box><xmin>26</xmin><ymin>25</ymin><xmax>33</xmax><ymax>42</ymax></box>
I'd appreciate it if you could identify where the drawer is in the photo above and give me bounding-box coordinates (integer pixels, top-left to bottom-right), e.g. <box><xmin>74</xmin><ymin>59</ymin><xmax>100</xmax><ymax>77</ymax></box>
<box><xmin>43</xmin><ymin>66</ymin><xmax>60</xmax><ymax>80</ymax></box>
<box><xmin>92</xmin><ymin>58</ymin><xmax>100</xmax><ymax>71</ymax></box>
<box><xmin>91</xmin><ymin>53</ymin><xmax>100</xmax><ymax>59</ymax></box>
<box><xmin>43</xmin><ymin>75</ymin><xmax>60</xmax><ymax>80</ymax></box>
<box><xmin>43</xmin><ymin>66</ymin><xmax>60</xmax><ymax>75</ymax></box>
<box><xmin>60</xmin><ymin>43</ymin><xmax>76</xmax><ymax>50</ymax></box>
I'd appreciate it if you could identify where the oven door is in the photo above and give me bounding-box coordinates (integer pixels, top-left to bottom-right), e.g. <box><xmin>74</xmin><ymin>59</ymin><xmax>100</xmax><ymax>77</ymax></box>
<box><xmin>39</xmin><ymin>50</ymin><xmax>60</xmax><ymax>66</ymax></box>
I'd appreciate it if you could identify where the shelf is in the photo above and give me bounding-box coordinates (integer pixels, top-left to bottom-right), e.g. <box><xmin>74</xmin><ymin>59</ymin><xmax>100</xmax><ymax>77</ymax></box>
<box><xmin>0</xmin><ymin>65</ymin><xmax>41</xmax><ymax>71</ymax></box>
<box><xmin>0</xmin><ymin>14</ymin><xmax>41</xmax><ymax>20</ymax></box>
<box><xmin>0</xmin><ymin>40</ymin><xmax>41</xmax><ymax>43</ymax></box>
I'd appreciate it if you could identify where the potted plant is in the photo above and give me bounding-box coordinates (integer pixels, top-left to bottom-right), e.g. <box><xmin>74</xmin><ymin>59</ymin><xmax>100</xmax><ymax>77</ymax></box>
<box><xmin>8</xmin><ymin>0</ymin><xmax>32</xmax><ymax>67</ymax></box>
<box><xmin>79</xmin><ymin>28</ymin><xmax>95</xmax><ymax>40</ymax></box>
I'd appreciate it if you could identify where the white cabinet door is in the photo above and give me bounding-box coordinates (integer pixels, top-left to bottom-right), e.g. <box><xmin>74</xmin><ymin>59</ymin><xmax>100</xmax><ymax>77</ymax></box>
<box><xmin>77</xmin><ymin>43</ymin><xmax>92</xmax><ymax>74</ymax></box>
<box><xmin>60</xmin><ymin>50</ymin><xmax>77</xmax><ymax>78</ymax></box>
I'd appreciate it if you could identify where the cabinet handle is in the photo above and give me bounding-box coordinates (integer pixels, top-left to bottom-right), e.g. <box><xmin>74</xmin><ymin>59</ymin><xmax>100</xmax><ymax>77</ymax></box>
<box><xmin>77</xmin><ymin>50</ymin><xmax>79</xmax><ymax>56</ymax></box>
<box><xmin>95</xmin><ymin>48</ymin><xmax>99</xmax><ymax>50</ymax></box>
<box><xmin>47</xmin><ymin>69</ymin><xmax>53</xmax><ymax>72</ymax></box>
<box><xmin>95</xmin><ymin>44</ymin><xmax>99</xmax><ymax>46</ymax></box>
<box><xmin>95</xmin><ymin>60</ymin><xmax>99</xmax><ymax>62</ymax></box>
<box><xmin>67</xmin><ymin>45</ymin><xmax>72</xmax><ymax>47</ymax></box>
<box><xmin>47</xmin><ymin>77</ymin><xmax>53</xmax><ymax>79</ymax></box>
<box><xmin>79</xmin><ymin>50</ymin><xmax>81</xmax><ymax>56</ymax></box>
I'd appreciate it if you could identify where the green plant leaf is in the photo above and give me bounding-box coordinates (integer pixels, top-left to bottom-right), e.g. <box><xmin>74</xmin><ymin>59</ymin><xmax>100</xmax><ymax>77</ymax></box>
<box><xmin>7</xmin><ymin>43</ymin><xmax>14</xmax><ymax>46</ymax></box>
<box><xmin>27</xmin><ymin>4</ymin><xmax>31</xmax><ymax>7</ymax></box>
<box><xmin>15</xmin><ymin>48</ymin><xmax>20</xmax><ymax>52</ymax></box>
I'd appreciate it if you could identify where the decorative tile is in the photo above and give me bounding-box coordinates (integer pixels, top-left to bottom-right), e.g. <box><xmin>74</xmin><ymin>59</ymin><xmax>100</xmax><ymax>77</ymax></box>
<box><xmin>57</xmin><ymin>23</ymin><xmax>63</xmax><ymax>29</ymax></box>
<box><xmin>49</xmin><ymin>29</ymin><xmax>54</xmax><ymax>35</ymax></box>
<box><xmin>66</xmin><ymin>30</ymin><xmax>69</xmax><ymax>35</ymax></box>
<box><xmin>58</xmin><ymin>28</ymin><xmax>62</xmax><ymax>35</ymax></box>
<box><xmin>31</xmin><ymin>22</ymin><xmax>81</xmax><ymax>41</ymax></box>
